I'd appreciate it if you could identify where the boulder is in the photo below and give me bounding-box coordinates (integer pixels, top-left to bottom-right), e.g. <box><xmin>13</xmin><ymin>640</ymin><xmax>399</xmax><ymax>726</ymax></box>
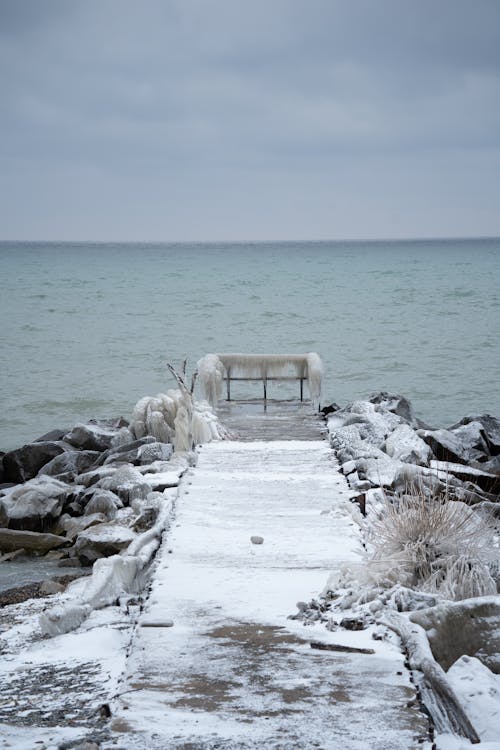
<box><xmin>33</xmin><ymin>428</ymin><xmax>68</xmax><ymax>443</ymax></box>
<box><xmin>384</xmin><ymin>424</ymin><xmax>432</xmax><ymax>465</ymax></box>
<box><xmin>410</xmin><ymin>596</ymin><xmax>500</xmax><ymax>674</ymax></box>
<box><xmin>449</xmin><ymin>414</ymin><xmax>500</xmax><ymax>456</ymax></box>
<box><xmin>38</xmin><ymin>450</ymin><xmax>101</xmax><ymax>480</ymax></box>
<box><xmin>83</xmin><ymin>490</ymin><xmax>121</xmax><ymax>520</ymax></box>
<box><xmin>96</xmin><ymin>465</ymin><xmax>150</xmax><ymax>504</ymax></box>
<box><xmin>0</xmin><ymin>528</ymin><xmax>69</xmax><ymax>554</ymax></box>
<box><xmin>430</xmin><ymin>460</ymin><xmax>500</xmax><ymax>495</ymax></box>
<box><xmin>2</xmin><ymin>441</ymin><xmax>71</xmax><ymax>483</ymax></box>
<box><xmin>418</xmin><ymin>428</ymin><xmax>471</xmax><ymax>464</ymax></box>
<box><xmin>40</xmin><ymin>579</ymin><xmax>65</xmax><ymax>595</ymax></box>
<box><xmin>97</xmin><ymin>436</ymin><xmax>172</xmax><ymax>467</ymax></box>
<box><xmin>0</xmin><ymin>476</ymin><xmax>70</xmax><ymax>532</ymax></box>
<box><xmin>368</xmin><ymin>392</ymin><xmax>417</xmax><ymax>426</ymax></box>
<box><xmin>58</xmin><ymin>513</ymin><xmax>108</xmax><ymax>541</ymax></box>
<box><xmin>64</xmin><ymin>420</ymin><xmax>127</xmax><ymax>452</ymax></box>
<box><xmin>74</xmin><ymin>522</ymin><xmax>136</xmax><ymax>564</ymax></box>
<box><xmin>447</xmin><ymin>420</ymin><xmax>491</xmax><ymax>460</ymax></box>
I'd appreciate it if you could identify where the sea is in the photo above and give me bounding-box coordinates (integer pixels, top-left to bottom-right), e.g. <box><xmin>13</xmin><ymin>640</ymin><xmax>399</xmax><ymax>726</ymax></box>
<box><xmin>1</xmin><ymin>238</ymin><xmax>499</xmax><ymax>454</ymax></box>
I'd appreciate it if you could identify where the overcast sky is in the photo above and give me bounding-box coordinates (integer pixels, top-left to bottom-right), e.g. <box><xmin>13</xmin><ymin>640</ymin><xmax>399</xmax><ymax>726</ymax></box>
<box><xmin>1</xmin><ymin>0</ymin><xmax>499</xmax><ymax>241</ymax></box>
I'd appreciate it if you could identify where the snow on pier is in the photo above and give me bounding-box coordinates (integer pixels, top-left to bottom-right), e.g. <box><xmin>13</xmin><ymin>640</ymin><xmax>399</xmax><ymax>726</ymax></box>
<box><xmin>107</xmin><ymin>439</ymin><xmax>429</xmax><ymax>749</ymax></box>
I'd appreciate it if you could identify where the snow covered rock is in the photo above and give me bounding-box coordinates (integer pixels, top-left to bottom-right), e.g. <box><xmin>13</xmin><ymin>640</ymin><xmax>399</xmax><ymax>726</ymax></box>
<box><xmin>96</xmin><ymin>465</ymin><xmax>150</xmax><ymax>504</ymax></box>
<box><xmin>449</xmin><ymin>414</ymin><xmax>500</xmax><ymax>456</ymax></box>
<box><xmin>419</xmin><ymin>427</ymin><xmax>481</xmax><ymax>464</ymax></box>
<box><xmin>74</xmin><ymin>522</ymin><xmax>136</xmax><ymax>564</ymax></box>
<box><xmin>38</xmin><ymin>449</ymin><xmax>100</xmax><ymax>480</ymax></box>
<box><xmin>368</xmin><ymin>391</ymin><xmax>418</xmax><ymax>426</ymax></box>
<box><xmin>64</xmin><ymin>419</ymin><xmax>127</xmax><ymax>452</ymax></box>
<box><xmin>0</xmin><ymin>476</ymin><xmax>71</xmax><ymax>532</ymax></box>
<box><xmin>0</xmin><ymin>528</ymin><xmax>69</xmax><ymax>554</ymax></box>
<box><xmin>83</xmin><ymin>489</ymin><xmax>121</xmax><ymax>519</ymax></box>
<box><xmin>384</xmin><ymin>424</ymin><xmax>432</xmax><ymax>465</ymax></box>
<box><xmin>2</xmin><ymin>440</ymin><xmax>71</xmax><ymax>483</ymax></box>
<box><xmin>430</xmin><ymin>460</ymin><xmax>500</xmax><ymax>495</ymax></box>
<box><xmin>58</xmin><ymin>512</ymin><xmax>108</xmax><ymax>541</ymax></box>
<box><xmin>410</xmin><ymin>596</ymin><xmax>500</xmax><ymax>673</ymax></box>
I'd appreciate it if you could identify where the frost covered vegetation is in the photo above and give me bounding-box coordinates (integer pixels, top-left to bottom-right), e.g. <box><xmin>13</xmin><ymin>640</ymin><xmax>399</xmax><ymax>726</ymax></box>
<box><xmin>367</xmin><ymin>488</ymin><xmax>497</xmax><ymax>601</ymax></box>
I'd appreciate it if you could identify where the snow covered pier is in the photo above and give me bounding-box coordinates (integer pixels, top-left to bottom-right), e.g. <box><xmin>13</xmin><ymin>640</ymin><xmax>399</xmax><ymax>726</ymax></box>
<box><xmin>108</xmin><ymin>438</ymin><xmax>430</xmax><ymax>749</ymax></box>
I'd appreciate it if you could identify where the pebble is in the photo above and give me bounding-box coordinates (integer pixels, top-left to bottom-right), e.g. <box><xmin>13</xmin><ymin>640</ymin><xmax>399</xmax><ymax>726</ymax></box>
<box><xmin>250</xmin><ymin>535</ymin><xmax>264</xmax><ymax>545</ymax></box>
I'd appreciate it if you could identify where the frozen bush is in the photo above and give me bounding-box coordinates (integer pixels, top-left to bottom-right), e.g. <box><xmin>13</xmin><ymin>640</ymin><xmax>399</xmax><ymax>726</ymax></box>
<box><xmin>366</xmin><ymin>486</ymin><xmax>498</xmax><ymax>601</ymax></box>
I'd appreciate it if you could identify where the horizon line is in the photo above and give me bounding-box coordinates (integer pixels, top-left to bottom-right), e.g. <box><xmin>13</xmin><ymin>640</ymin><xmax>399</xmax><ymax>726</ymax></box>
<box><xmin>1</xmin><ymin>233</ymin><xmax>500</xmax><ymax>246</ymax></box>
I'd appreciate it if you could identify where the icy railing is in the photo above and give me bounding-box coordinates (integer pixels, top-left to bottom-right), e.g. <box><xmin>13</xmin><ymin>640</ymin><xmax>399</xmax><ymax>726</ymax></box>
<box><xmin>196</xmin><ymin>353</ymin><xmax>323</xmax><ymax>410</ymax></box>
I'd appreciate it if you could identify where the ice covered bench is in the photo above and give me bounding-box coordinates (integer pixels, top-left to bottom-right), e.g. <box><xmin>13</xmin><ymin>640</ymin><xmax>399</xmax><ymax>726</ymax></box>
<box><xmin>196</xmin><ymin>353</ymin><xmax>323</xmax><ymax>410</ymax></box>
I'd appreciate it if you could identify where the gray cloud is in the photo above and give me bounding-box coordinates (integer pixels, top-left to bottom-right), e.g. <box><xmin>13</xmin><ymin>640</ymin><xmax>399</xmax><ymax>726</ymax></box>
<box><xmin>1</xmin><ymin>0</ymin><xmax>499</xmax><ymax>240</ymax></box>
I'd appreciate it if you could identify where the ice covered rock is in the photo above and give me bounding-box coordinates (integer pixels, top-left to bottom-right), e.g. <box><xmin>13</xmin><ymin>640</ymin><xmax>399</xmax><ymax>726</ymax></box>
<box><xmin>83</xmin><ymin>489</ymin><xmax>121</xmax><ymax>519</ymax></box>
<box><xmin>430</xmin><ymin>460</ymin><xmax>500</xmax><ymax>494</ymax></box>
<box><xmin>0</xmin><ymin>476</ymin><xmax>71</xmax><ymax>532</ymax></box>
<box><xmin>384</xmin><ymin>424</ymin><xmax>432</xmax><ymax>465</ymax></box>
<box><xmin>64</xmin><ymin>419</ymin><xmax>128</xmax><ymax>452</ymax></box>
<box><xmin>363</xmin><ymin>454</ymin><xmax>404</xmax><ymax>487</ymax></box>
<box><xmin>2</xmin><ymin>440</ymin><xmax>71</xmax><ymax>483</ymax></box>
<box><xmin>58</xmin><ymin>512</ymin><xmax>108</xmax><ymax>541</ymax></box>
<box><xmin>0</xmin><ymin>528</ymin><xmax>69</xmax><ymax>554</ymax></box>
<box><xmin>410</xmin><ymin>596</ymin><xmax>500</xmax><ymax>674</ymax></box>
<box><xmin>419</xmin><ymin>427</ymin><xmax>482</xmax><ymax>464</ymax></box>
<box><xmin>449</xmin><ymin>414</ymin><xmax>500</xmax><ymax>456</ymax></box>
<box><xmin>368</xmin><ymin>391</ymin><xmax>418</xmax><ymax>426</ymax></box>
<box><xmin>96</xmin><ymin>465</ymin><xmax>150</xmax><ymax>504</ymax></box>
<box><xmin>74</xmin><ymin>522</ymin><xmax>136</xmax><ymax>564</ymax></box>
<box><xmin>38</xmin><ymin>450</ymin><xmax>100</xmax><ymax>480</ymax></box>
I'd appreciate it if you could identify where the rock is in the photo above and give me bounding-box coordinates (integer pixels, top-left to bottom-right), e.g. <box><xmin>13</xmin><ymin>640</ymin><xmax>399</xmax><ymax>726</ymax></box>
<box><xmin>0</xmin><ymin>548</ymin><xmax>29</xmax><ymax>561</ymax></box>
<box><xmin>251</xmin><ymin>535</ymin><xmax>264</xmax><ymax>545</ymax></box>
<box><xmin>83</xmin><ymin>490</ymin><xmax>121</xmax><ymax>519</ymax></box>
<box><xmin>38</xmin><ymin>450</ymin><xmax>101</xmax><ymax>480</ymax></box>
<box><xmin>418</xmin><ymin>428</ymin><xmax>471</xmax><ymax>464</ymax></box>
<box><xmin>340</xmin><ymin>616</ymin><xmax>367</xmax><ymax>630</ymax></box>
<box><xmin>0</xmin><ymin>528</ymin><xmax>69</xmax><ymax>554</ymax></box>
<box><xmin>363</xmin><ymin>454</ymin><xmax>404</xmax><ymax>487</ymax></box>
<box><xmin>58</xmin><ymin>557</ymin><xmax>82</xmax><ymax>568</ymax></box>
<box><xmin>0</xmin><ymin>499</ymin><xmax>7</xmax><ymax>526</ymax></box>
<box><xmin>75</xmin><ymin>466</ymin><xmax>118</xmax><ymax>488</ymax></box>
<box><xmin>410</xmin><ymin>596</ymin><xmax>500</xmax><ymax>674</ymax></box>
<box><xmin>368</xmin><ymin>391</ymin><xmax>417</xmax><ymax>426</ymax></box>
<box><xmin>384</xmin><ymin>424</ymin><xmax>432</xmax><ymax>465</ymax></box>
<box><xmin>0</xmin><ymin>476</ymin><xmax>71</xmax><ymax>532</ymax></box>
<box><xmin>64</xmin><ymin>421</ymin><xmax>125</xmax><ymax>452</ymax></box>
<box><xmin>58</xmin><ymin>512</ymin><xmax>108</xmax><ymax>541</ymax></box>
<box><xmin>430</xmin><ymin>460</ymin><xmax>500</xmax><ymax>495</ymax></box>
<box><xmin>96</xmin><ymin>436</ymin><xmax>156</xmax><ymax>466</ymax></box>
<box><xmin>33</xmin><ymin>428</ymin><xmax>68</xmax><ymax>442</ymax></box>
<box><xmin>2</xmin><ymin>441</ymin><xmax>71</xmax><ymax>483</ymax></box>
<box><xmin>321</xmin><ymin>403</ymin><xmax>340</xmax><ymax>416</ymax></box>
<box><xmin>39</xmin><ymin>579</ymin><xmax>65</xmax><ymax>595</ymax></box>
<box><xmin>341</xmin><ymin>460</ymin><xmax>356</xmax><ymax>475</ymax></box>
<box><xmin>449</xmin><ymin>414</ymin><xmax>500</xmax><ymax>456</ymax></box>
<box><xmin>0</xmin><ymin>455</ymin><xmax>5</xmax><ymax>485</ymax></box>
<box><xmin>140</xmin><ymin>618</ymin><xmax>174</xmax><ymax>628</ymax></box>
<box><xmin>96</xmin><ymin>465</ymin><xmax>150</xmax><ymax>504</ymax></box>
<box><xmin>74</xmin><ymin>522</ymin><xmax>136</xmax><ymax>563</ymax></box>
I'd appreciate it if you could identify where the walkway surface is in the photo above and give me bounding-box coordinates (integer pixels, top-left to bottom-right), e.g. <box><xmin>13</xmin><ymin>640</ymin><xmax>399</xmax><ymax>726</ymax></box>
<box><xmin>107</xmin><ymin>439</ymin><xmax>430</xmax><ymax>749</ymax></box>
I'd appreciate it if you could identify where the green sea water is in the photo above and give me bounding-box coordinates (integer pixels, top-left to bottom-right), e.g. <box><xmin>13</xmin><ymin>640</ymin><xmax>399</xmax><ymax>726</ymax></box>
<box><xmin>1</xmin><ymin>238</ymin><xmax>499</xmax><ymax>451</ymax></box>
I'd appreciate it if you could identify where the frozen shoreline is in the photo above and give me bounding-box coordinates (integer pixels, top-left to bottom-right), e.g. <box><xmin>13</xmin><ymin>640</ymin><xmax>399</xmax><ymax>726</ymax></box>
<box><xmin>0</xmin><ymin>391</ymin><xmax>499</xmax><ymax>748</ymax></box>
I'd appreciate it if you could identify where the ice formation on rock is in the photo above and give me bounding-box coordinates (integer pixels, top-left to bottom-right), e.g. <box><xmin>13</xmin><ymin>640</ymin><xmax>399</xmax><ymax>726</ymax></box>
<box><xmin>130</xmin><ymin>389</ymin><xmax>227</xmax><ymax>452</ymax></box>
